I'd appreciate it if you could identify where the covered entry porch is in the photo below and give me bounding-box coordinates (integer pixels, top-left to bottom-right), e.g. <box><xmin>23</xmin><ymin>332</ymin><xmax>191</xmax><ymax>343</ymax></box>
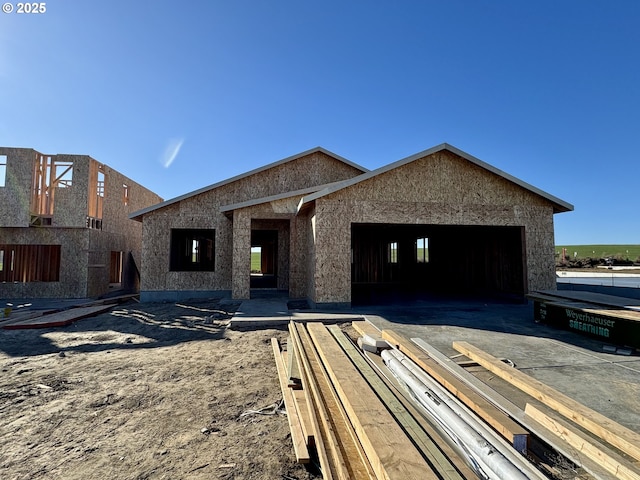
<box><xmin>230</xmin><ymin>212</ymin><xmax>292</xmax><ymax>299</ymax></box>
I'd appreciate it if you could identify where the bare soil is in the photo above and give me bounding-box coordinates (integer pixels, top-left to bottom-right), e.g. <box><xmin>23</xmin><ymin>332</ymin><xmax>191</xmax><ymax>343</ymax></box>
<box><xmin>0</xmin><ymin>300</ymin><xmax>317</xmax><ymax>480</ymax></box>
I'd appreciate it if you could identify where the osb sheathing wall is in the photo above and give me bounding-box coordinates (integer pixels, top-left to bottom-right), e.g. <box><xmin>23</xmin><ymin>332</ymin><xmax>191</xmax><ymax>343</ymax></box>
<box><xmin>139</xmin><ymin>152</ymin><xmax>363</xmax><ymax>298</ymax></box>
<box><xmin>0</xmin><ymin>148</ymin><xmax>37</xmax><ymax>227</ymax></box>
<box><xmin>311</xmin><ymin>150</ymin><xmax>557</xmax><ymax>305</ymax></box>
<box><xmin>0</xmin><ymin>148</ymin><xmax>163</xmax><ymax>298</ymax></box>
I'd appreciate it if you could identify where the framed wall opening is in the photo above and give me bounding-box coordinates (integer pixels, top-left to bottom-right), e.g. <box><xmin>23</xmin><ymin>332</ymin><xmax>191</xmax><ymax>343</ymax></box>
<box><xmin>30</xmin><ymin>154</ymin><xmax>73</xmax><ymax>226</ymax></box>
<box><xmin>87</xmin><ymin>161</ymin><xmax>105</xmax><ymax>230</ymax></box>
<box><xmin>110</xmin><ymin>251</ymin><xmax>123</xmax><ymax>285</ymax></box>
<box><xmin>0</xmin><ymin>244</ymin><xmax>61</xmax><ymax>282</ymax></box>
<box><xmin>0</xmin><ymin>154</ymin><xmax>7</xmax><ymax>187</ymax></box>
<box><xmin>250</xmin><ymin>229</ymin><xmax>278</xmax><ymax>289</ymax></box>
<box><xmin>170</xmin><ymin>229</ymin><xmax>215</xmax><ymax>271</ymax></box>
<box><xmin>351</xmin><ymin>224</ymin><xmax>526</xmax><ymax>304</ymax></box>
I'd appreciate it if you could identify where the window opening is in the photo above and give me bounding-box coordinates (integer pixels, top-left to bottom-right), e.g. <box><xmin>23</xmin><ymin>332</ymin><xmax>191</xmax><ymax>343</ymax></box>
<box><xmin>123</xmin><ymin>184</ymin><xmax>129</xmax><ymax>205</ymax></box>
<box><xmin>170</xmin><ymin>229</ymin><xmax>215</xmax><ymax>271</ymax></box>
<box><xmin>30</xmin><ymin>154</ymin><xmax>73</xmax><ymax>221</ymax></box>
<box><xmin>0</xmin><ymin>155</ymin><xmax>6</xmax><ymax>187</ymax></box>
<box><xmin>388</xmin><ymin>241</ymin><xmax>398</xmax><ymax>264</ymax></box>
<box><xmin>0</xmin><ymin>244</ymin><xmax>61</xmax><ymax>282</ymax></box>
<box><xmin>87</xmin><ymin>162</ymin><xmax>104</xmax><ymax>229</ymax></box>
<box><xmin>416</xmin><ymin>237</ymin><xmax>429</xmax><ymax>263</ymax></box>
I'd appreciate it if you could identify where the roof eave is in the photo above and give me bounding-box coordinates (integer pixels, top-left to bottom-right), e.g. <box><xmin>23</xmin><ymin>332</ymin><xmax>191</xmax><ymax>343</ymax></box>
<box><xmin>298</xmin><ymin>143</ymin><xmax>574</xmax><ymax>214</ymax></box>
<box><xmin>128</xmin><ymin>146</ymin><xmax>367</xmax><ymax>220</ymax></box>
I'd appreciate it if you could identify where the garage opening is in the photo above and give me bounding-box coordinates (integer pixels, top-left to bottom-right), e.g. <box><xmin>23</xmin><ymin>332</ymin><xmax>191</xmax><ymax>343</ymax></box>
<box><xmin>351</xmin><ymin>224</ymin><xmax>526</xmax><ymax>304</ymax></box>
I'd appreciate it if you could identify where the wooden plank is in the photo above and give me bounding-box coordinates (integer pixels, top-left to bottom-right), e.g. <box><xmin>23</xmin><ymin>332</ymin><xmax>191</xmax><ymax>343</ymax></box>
<box><xmin>411</xmin><ymin>338</ymin><xmax>621</xmax><ymax>480</ymax></box>
<box><xmin>453</xmin><ymin>341</ymin><xmax>640</xmax><ymax>464</ymax></box>
<box><xmin>289</xmin><ymin>323</ymin><xmax>337</xmax><ymax>480</ymax></box>
<box><xmin>292</xmin><ymin>388</ymin><xmax>314</xmax><ymax>445</ymax></box>
<box><xmin>382</xmin><ymin>330</ymin><xmax>529</xmax><ymax>452</ymax></box>
<box><xmin>533</xmin><ymin>290</ymin><xmax>640</xmax><ymax>311</ymax></box>
<box><xmin>3</xmin><ymin>305</ymin><xmax>113</xmax><ymax>330</ymax></box>
<box><xmin>327</xmin><ymin>325</ymin><xmax>467</xmax><ymax>480</ymax></box>
<box><xmin>286</xmin><ymin>336</ymin><xmax>302</xmax><ymax>389</ymax></box>
<box><xmin>270</xmin><ymin>338</ymin><xmax>310</xmax><ymax>464</ymax></box>
<box><xmin>351</xmin><ymin>320</ymin><xmax>380</xmax><ymax>337</ymax></box>
<box><xmin>282</xmin><ymin>349</ymin><xmax>312</xmax><ymax>443</ymax></box>
<box><xmin>525</xmin><ymin>403</ymin><xmax>640</xmax><ymax>480</ymax></box>
<box><xmin>293</xmin><ymin>322</ymin><xmax>375</xmax><ymax>480</ymax></box>
<box><xmin>306</xmin><ymin>322</ymin><xmax>439</xmax><ymax>480</ymax></box>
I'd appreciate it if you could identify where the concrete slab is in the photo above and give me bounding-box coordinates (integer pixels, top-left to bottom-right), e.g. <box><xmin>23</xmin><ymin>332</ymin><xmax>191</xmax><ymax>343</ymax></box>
<box><xmin>350</xmin><ymin>298</ymin><xmax>640</xmax><ymax>435</ymax></box>
<box><xmin>229</xmin><ymin>297</ymin><xmax>364</xmax><ymax>328</ymax></box>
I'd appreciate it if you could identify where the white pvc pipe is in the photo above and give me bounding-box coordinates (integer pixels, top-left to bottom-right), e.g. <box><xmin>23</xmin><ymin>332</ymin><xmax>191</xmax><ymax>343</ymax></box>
<box><xmin>382</xmin><ymin>349</ymin><xmax>537</xmax><ymax>480</ymax></box>
<box><xmin>385</xmin><ymin>348</ymin><xmax>546</xmax><ymax>479</ymax></box>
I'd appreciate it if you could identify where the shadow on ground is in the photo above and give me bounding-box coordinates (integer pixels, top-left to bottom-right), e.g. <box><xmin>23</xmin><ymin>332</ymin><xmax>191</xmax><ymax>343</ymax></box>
<box><xmin>0</xmin><ymin>299</ymin><xmax>241</xmax><ymax>357</ymax></box>
<box><xmin>351</xmin><ymin>294</ymin><xmax>637</xmax><ymax>355</ymax></box>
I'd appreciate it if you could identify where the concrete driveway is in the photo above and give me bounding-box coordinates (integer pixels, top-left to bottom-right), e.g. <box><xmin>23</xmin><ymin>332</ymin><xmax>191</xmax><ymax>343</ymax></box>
<box><xmin>351</xmin><ymin>297</ymin><xmax>640</xmax><ymax>434</ymax></box>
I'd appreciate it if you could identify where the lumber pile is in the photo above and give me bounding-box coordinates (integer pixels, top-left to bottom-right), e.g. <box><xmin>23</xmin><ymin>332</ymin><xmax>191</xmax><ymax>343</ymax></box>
<box><xmin>272</xmin><ymin>322</ymin><xmax>472</xmax><ymax>479</ymax></box>
<box><xmin>272</xmin><ymin>321</ymin><xmax>640</xmax><ymax>480</ymax></box>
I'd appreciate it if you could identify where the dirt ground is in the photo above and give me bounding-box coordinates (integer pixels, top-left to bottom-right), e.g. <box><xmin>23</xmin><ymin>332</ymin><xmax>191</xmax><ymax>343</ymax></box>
<box><xmin>0</xmin><ymin>299</ymin><xmax>318</xmax><ymax>480</ymax></box>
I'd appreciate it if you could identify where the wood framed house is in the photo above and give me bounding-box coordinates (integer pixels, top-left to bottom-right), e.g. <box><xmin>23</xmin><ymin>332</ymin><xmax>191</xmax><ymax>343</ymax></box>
<box><xmin>0</xmin><ymin>147</ymin><xmax>162</xmax><ymax>299</ymax></box>
<box><xmin>131</xmin><ymin>144</ymin><xmax>573</xmax><ymax>307</ymax></box>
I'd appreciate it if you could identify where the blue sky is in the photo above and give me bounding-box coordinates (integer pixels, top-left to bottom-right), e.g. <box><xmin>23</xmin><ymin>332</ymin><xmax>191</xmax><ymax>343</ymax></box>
<box><xmin>1</xmin><ymin>1</ymin><xmax>638</xmax><ymax>245</ymax></box>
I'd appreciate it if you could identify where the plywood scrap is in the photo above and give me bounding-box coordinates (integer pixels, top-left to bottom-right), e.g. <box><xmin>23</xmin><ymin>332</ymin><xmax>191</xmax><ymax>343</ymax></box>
<box><xmin>453</xmin><ymin>341</ymin><xmax>640</xmax><ymax>464</ymax></box>
<box><xmin>382</xmin><ymin>330</ymin><xmax>529</xmax><ymax>452</ymax></box>
<box><xmin>307</xmin><ymin>322</ymin><xmax>440</xmax><ymax>480</ymax></box>
<box><xmin>3</xmin><ymin>305</ymin><xmax>113</xmax><ymax>330</ymax></box>
<box><xmin>270</xmin><ymin>338</ymin><xmax>310</xmax><ymax>464</ymax></box>
<box><xmin>525</xmin><ymin>403</ymin><xmax>640</xmax><ymax>480</ymax></box>
<box><xmin>327</xmin><ymin>325</ymin><xmax>467</xmax><ymax>480</ymax></box>
<box><xmin>292</xmin><ymin>322</ymin><xmax>375</xmax><ymax>480</ymax></box>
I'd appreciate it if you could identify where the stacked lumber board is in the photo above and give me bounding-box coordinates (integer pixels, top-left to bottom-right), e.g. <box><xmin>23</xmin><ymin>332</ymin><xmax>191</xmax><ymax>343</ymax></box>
<box><xmin>273</xmin><ymin>320</ymin><xmax>640</xmax><ymax>479</ymax></box>
<box><xmin>272</xmin><ymin>322</ymin><xmax>471</xmax><ymax>479</ymax></box>
<box><xmin>453</xmin><ymin>341</ymin><xmax>640</xmax><ymax>480</ymax></box>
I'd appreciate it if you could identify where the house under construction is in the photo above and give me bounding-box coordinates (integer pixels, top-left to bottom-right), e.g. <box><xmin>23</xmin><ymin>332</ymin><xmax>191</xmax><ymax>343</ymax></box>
<box><xmin>130</xmin><ymin>144</ymin><xmax>573</xmax><ymax>306</ymax></box>
<box><xmin>0</xmin><ymin>147</ymin><xmax>162</xmax><ymax>299</ymax></box>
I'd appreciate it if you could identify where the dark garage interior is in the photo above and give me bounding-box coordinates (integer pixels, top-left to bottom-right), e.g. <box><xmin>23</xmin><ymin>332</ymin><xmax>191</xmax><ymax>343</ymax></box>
<box><xmin>351</xmin><ymin>223</ymin><xmax>527</xmax><ymax>304</ymax></box>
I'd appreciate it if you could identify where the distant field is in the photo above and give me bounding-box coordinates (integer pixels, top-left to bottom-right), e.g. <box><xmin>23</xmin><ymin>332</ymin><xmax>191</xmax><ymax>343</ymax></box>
<box><xmin>555</xmin><ymin>244</ymin><xmax>640</xmax><ymax>260</ymax></box>
<box><xmin>251</xmin><ymin>251</ymin><xmax>261</xmax><ymax>272</ymax></box>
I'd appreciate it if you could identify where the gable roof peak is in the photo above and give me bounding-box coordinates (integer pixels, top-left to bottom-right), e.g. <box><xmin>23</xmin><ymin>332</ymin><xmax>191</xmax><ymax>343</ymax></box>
<box><xmin>298</xmin><ymin>143</ymin><xmax>574</xmax><ymax>214</ymax></box>
<box><xmin>129</xmin><ymin>146</ymin><xmax>367</xmax><ymax>221</ymax></box>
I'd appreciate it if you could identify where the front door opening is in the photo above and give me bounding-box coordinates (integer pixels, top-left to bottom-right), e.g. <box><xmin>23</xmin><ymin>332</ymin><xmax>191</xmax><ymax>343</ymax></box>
<box><xmin>250</xmin><ymin>230</ymin><xmax>278</xmax><ymax>289</ymax></box>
